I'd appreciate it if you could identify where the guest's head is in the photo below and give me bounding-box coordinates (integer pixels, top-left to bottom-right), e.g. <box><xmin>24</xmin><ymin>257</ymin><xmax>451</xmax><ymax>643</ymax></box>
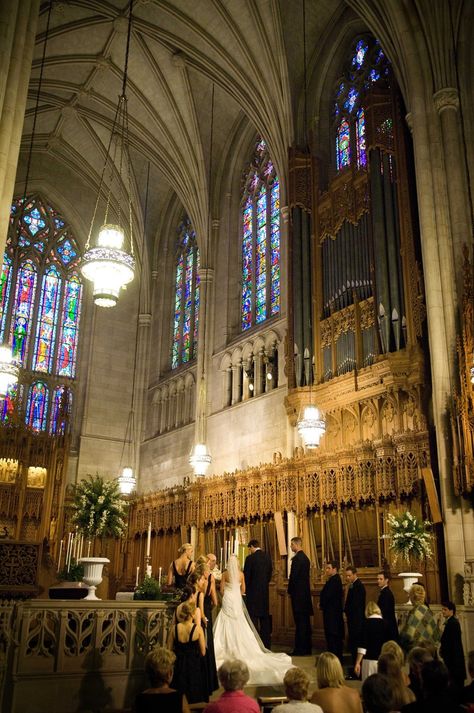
<box><xmin>345</xmin><ymin>565</ymin><xmax>358</xmax><ymax>584</ymax></box>
<box><xmin>361</xmin><ymin>674</ymin><xmax>395</xmax><ymax>713</ymax></box>
<box><xmin>248</xmin><ymin>538</ymin><xmax>260</xmax><ymax>552</ymax></box>
<box><xmin>441</xmin><ymin>600</ymin><xmax>456</xmax><ymax>618</ymax></box>
<box><xmin>145</xmin><ymin>646</ymin><xmax>176</xmax><ymax>687</ymax></box>
<box><xmin>377</xmin><ymin>571</ymin><xmax>390</xmax><ymax>589</ymax></box>
<box><xmin>290</xmin><ymin>537</ymin><xmax>302</xmax><ymax>553</ymax></box>
<box><xmin>421</xmin><ymin>660</ymin><xmax>450</xmax><ymax>697</ymax></box>
<box><xmin>177</xmin><ymin>601</ymin><xmax>195</xmax><ymax>622</ymax></box>
<box><xmin>283</xmin><ymin>667</ymin><xmax>310</xmax><ymax>701</ymax></box>
<box><xmin>409</xmin><ymin>584</ymin><xmax>426</xmax><ymax>606</ymax></box>
<box><xmin>179</xmin><ymin>585</ymin><xmax>195</xmax><ymax>603</ymax></box>
<box><xmin>365</xmin><ymin>600</ymin><xmax>382</xmax><ymax>618</ymax></box>
<box><xmin>380</xmin><ymin>641</ymin><xmax>404</xmax><ymax>668</ymax></box>
<box><xmin>178</xmin><ymin>543</ymin><xmax>193</xmax><ymax>558</ymax></box>
<box><xmin>194</xmin><ymin>561</ymin><xmax>210</xmax><ymax>578</ymax></box>
<box><xmin>196</xmin><ymin>555</ymin><xmax>208</xmax><ymax>566</ymax></box>
<box><xmin>407</xmin><ymin>646</ymin><xmax>433</xmax><ymax>685</ymax></box>
<box><xmin>207</xmin><ymin>553</ymin><xmax>218</xmax><ymax>569</ymax></box>
<box><xmin>187</xmin><ymin>571</ymin><xmax>206</xmax><ymax>591</ymax></box>
<box><xmin>378</xmin><ymin>652</ymin><xmax>403</xmax><ymax>679</ymax></box>
<box><xmin>315</xmin><ymin>652</ymin><xmax>345</xmax><ymax>689</ymax></box>
<box><xmin>217</xmin><ymin>659</ymin><xmax>250</xmax><ymax>692</ymax></box>
<box><xmin>325</xmin><ymin>561</ymin><xmax>338</xmax><ymax>577</ymax></box>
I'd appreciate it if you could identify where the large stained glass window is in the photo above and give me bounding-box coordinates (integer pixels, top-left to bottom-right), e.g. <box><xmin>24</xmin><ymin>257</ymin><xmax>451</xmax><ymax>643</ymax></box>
<box><xmin>171</xmin><ymin>217</ymin><xmax>200</xmax><ymax>369</ymax></box>
<box><xmin>334</xmin><ymin>37</ymin><xmax>390</xmax><ymax>172</ymax></box>
<box><xmin>241</xmin><ymin>138</ymin><xmax>280</xmax><ymax>331</ymax></box>
<box><xmin>0</xmin><ymin>194</ymin><xmax>83</xmax><ymax>431</ymax></box>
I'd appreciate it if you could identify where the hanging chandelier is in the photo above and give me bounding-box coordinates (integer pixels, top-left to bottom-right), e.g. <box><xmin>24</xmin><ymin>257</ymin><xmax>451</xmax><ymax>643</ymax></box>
<box><xmin>189</xmin><ymin>442</ymin><xmax>212</xmax><ymax>477</ymax></box>
<box><xmin>0</xmin><ymin>345</ymin><xmax>19</xmax><ymax>398</ymax></box>
<box><xmin>81</xmin><ymin>3</ymin><xmax>135</xmax><ymax>307</ymax></box>
<box><xmin>297</xmin><ymin>405</ymin><xmax>326</xmax><ymax>449</ymax></box>
<box><xmin>118</xmin><ymin>465</ymin><xmax>136</xmax><ymax>496</ymax></box>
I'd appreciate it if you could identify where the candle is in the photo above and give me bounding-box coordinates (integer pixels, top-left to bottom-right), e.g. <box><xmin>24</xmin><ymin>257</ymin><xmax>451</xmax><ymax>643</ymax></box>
<box><xmin>87</xmin><ymin>540</ymin><xmax>91</xmax><ymax>557</ymax></box>
<box><xmin>66</xmin><ymin>532</ymin><xmax>72</xmax><ymax>571</ymax></box>
<box><xmin>135</xmin><ymin>566</ymin><xmax>140</xmax><ymax>587</ymax></box>
<box><xmin>146</xmin><ymin>564</ymin><xmax>152</xmax><ymax>578</ymax></box>
<box><xmin>146</xmin><ymin>522</ymin><xmax>151</xmax><ymax>557</ymax></box>
<box><xmin>57</xmin><ymin>539</ymin><xmax>64</xmax><ymax>573</ymax></box>
<box><xmin>158</xmin><ymin>566</ymin><xmax>162</xmax><ymax>583</ymax></box>
<box><xmin>220</xmin><ymin>547</ymin><xmax>223</xmax><ymax>570</ymax></box>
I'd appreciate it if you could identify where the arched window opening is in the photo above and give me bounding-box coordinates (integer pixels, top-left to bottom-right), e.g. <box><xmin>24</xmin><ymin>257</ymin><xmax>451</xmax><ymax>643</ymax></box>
<box><xmin>241</xmin><ymin>138</ymin><xmax>280</xmax><ymax>331</ymax></box>
<box><xmin>0</xmin><ymin>194</ymin><xmax>82</xmax><ymax>432</ymax></box>
<box><xmin>172</xmin><ymin>216</ymin><xmax>200</xmax><ymax>369</ymax></box>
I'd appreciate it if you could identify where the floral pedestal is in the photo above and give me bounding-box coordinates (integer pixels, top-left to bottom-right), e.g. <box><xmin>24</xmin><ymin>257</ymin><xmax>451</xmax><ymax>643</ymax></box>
<box><xmin>398</xmin><ymin>572</ymin><xmax>422</xmax><ymax>603</ymax></box>
<box><xmin>79</xmin><ymin>557</ymin><xmax>110</xmax><ymax>600</ymax></box>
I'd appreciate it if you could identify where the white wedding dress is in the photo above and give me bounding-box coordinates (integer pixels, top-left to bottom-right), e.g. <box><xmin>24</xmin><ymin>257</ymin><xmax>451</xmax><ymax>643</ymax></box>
<box><xmin>213</xmin><ymin>555</ymin><xmax>293</xmax><ymax>685</ymax></box>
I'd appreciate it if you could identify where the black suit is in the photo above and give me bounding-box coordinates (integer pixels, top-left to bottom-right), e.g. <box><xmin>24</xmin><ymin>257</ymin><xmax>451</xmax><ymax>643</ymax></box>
<box><xmin>320</xmin><ymin>573</ymin><xmax>344</xmax><ymax>664</ymax></box>
<box><xmin>344</xmin><ymin>577</ymin><xmax>366</xmax><ymax>669</ymax></box>
<box><xmin>244</xmin><ymin>548</ymin><xmax>273</xmax><ymax>648</ymax></box>
<box><xmin>377</xmin><ymin>585</ymin><xmax>399</xmax><ymax>642</ymax></box>
<box><xmin>288</xmin><ymin>549</ymin><xmax>313</xmax><ymax>655</ymax></box>
<box><xmin>440</xmin><ymin>616</ymin><xmax>466</xmax><ymax>690</ymax></box>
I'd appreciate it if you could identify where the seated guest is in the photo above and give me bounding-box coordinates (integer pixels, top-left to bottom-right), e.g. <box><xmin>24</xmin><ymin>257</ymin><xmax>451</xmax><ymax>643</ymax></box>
<box><xmin>401</xmin><ymin>659</ymin><xmax>463</xmax><ymax>713</ymax></box>
<box><xmin>135</xmin><ymin>646</ymin><xmax>191</xmax><ymax>713</ymax></box>
<box><xmin>273</xmin><ymin>667</ymin><xmax>323</xmax><ymax>712</ymax></box>
<box><xmin>377</xmin><ymin>652</ymin><xmax>415</xmax><ymax>708</ymax></box>
<box><xmin>203</xmin><ymin>659</ymin><xmax>259</xmax><ymax>713</ymax></box>
<box><xmin>311</xmin><ymin>652</ymin><xmax>363</xmax><ymax>713</ymax></box>
<box><xmin>380</xmin><ymin>640</ymin><xmax>406</xmax><ymax>670</ymax></box>
<box><xmin>461</xmin><ymin>650</ymin><xmax>474</xmax><ymax>705</ymax></box>
<box><xmin>406</xmin><ymin>647</ymin><xmax>434</xmax><ymax>701</ymax></box>
<box><xmin>362</xmin><ymin>674</ymin><xmax>396</xmax><ymax>713</ymax></box>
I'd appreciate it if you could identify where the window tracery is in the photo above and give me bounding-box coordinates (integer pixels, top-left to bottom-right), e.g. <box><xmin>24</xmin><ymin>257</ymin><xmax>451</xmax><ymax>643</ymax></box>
<box><xmin>171</xmin><ymin>217</ymin><xmax>200</xmax><ymax>369</ymax></box>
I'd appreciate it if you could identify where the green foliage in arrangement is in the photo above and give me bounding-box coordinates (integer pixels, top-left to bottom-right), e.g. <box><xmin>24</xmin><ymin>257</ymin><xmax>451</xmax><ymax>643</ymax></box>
<box><xmin>71</xmin><ymin>474</ymin><xmax>127</xmax><ymax>539</ymax></box>
<box><xmin>383</xmin><ymin>510</ymin><xmax>433</xmax><ymax>565</ymax></box>
<box><xmin>57</xmin><ymin>561</ymin><xmax>84</xmax><ymax>582</ymax></box>
<box><xmin>133</xmin><ymin>576</ymin><xmax>177</xmax><ymax>601</ymax></box>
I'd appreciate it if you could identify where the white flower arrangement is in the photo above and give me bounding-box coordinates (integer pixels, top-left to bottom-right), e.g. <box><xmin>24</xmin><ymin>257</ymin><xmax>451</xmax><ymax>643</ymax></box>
<box><xmin>383</xmin><ymin>510</ymin><xmax>433</xmax><ymax>565</ymax></box>
<box><xmin>71</xmin><ymin>474</ymin><xmax>127</xmax><ymax>539</ymax></box>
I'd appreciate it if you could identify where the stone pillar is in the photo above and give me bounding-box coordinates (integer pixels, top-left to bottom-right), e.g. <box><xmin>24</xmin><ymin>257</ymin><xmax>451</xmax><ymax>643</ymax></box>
<box><xmin>135</xmin><ymin>313</ymin><xmax>151</xmax><ymax>478</ymax></box>
<box><xmin>193</xmin><ymin>261</ymin><xmax>215</xmax><ymax>449</ymax></box>
<box><xmin>190</xmin><ymin>524</ymin><xmax>198</xmax><ymax>553</ymax></box>
<box><xmin>0</xmin><ymin>0</ymin><xmax>40</xmax><ymax>255</ymax></box>
<box><xmin>433</xmin><ymin>87</ymin><xmax>471</xmax><ymax>293</ymax></box>
<box><xmin>231</xmin><ymin>360</ymin><xmax>241</xmax><ymax>405</ymax></box>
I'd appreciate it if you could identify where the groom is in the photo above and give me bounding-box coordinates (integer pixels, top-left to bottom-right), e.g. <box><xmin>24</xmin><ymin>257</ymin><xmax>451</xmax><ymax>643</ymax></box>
<box><xmin>244</xmin><ymin>539</ymin><xmax>273</xmax><ymax>649</ymax></box>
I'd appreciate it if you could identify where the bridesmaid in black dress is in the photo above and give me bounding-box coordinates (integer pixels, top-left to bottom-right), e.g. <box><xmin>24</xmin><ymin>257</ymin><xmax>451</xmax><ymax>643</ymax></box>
<box><xmin>169</xmin><ymin>602</ymin><xmax>208</xmax><ymax>705</ymax></box>
<box><xmin>194</xmin><ymin>562</ymin><xmax>219</xmax><ymax>694</ymax></box>
<box><xmin>166</xmin><ymin>543</ymin><xmax>195</xmax><ymax>590</ymax></box>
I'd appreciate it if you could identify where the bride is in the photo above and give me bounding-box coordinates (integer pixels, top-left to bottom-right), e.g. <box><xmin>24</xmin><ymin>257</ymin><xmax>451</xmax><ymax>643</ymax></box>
<box><xmin>213</xmin><ymin>554</ymin><xmax>293</xmax><ymax>685</ymax></box>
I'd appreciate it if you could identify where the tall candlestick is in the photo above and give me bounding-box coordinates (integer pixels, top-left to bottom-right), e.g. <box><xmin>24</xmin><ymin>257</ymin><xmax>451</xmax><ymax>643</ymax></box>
<box><xmin>135</xmin><ymin>566</ymin><xmax>139</xmax><ymax>588</ymax></box>
<box><xmin>87</xmin><ymin>540</ymin><xmax>91</xmax><ymax>557</ymax></box>
<box><xmin>146</xmin><ymin>522</ymin><xmax>151</xmax><ymax>557</ymax></box>
<box><xmin>57</xmin><ymin>539</ymin><xmax>64</xmax><ymax>573</ymax></box>
<box><xmin>220</xmin><ymin>547</ymin><xmax>223</xmax><ymax>571</ymax></box>
<box><xmin>146</xmin><ymin>564</ymin><xmax>152</xmax><ymax>578</ymax></box>
<box><xmin>158</xmin><ymin>566</ymin><xmax>162</xmax><ymax>583</ymax></box>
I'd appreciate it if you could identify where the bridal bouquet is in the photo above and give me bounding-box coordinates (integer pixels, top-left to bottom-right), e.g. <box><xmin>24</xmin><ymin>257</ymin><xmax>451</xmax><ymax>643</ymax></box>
<box><xmin>71</xmin><ymin>474</ymin><xmax>127</xmax><ymax>539</ymax></box>
<box><xmin>383</xmin><ymin>510</ymin><xmax>433</xmax><ymax>565</ymax></box>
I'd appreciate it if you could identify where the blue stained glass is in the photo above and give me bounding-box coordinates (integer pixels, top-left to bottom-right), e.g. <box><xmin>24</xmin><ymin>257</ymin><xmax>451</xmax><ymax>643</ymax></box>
<box><xmin>26</xmin><ymin>381</ymin><xmax>48</xmax><ymax>431</ymax></box>
<box><xmin>50</xmin><ymin>385</ymin><xmax>72</xmax><ymax>434</ymax></box>
<box><xmin>11</xmin><ymin>260</ymin><xmax>37</xmax><ymax>365</ymax></box>
<box><xmin>172</xmin><ymin>220</ymin><xmax>199</xmax><ymax>368</ymax></box>
<box><xmin>57</xmin><ymin>238</ymin><xmax>77</xmax><ymax>265</ymax></box>
<box><xmin>356</xmin><ymin>108</ymin><xmax>367</xmax><ymax>168</ymax></box>
<box><xmin>344</xmin><ymin>87</ymin><xmax>359</xmax><ymax>113</ymax></box>
<box><xmin>24</xmin><ymin>207</ymin><xmax>46</xmax><ymax>236</ymax></box>
<box><xmin>1</xmin><ymin>384</ymin><xmax>17</xmax><ymax>423</ymax></box>
<box><xmin>336</xmin><ymin>119</ymin><xmax>351</xmax><ymax>170</ymax></box>
<box><xmin>54</xmin><ymin>217</ymin><xmax>65</xmax><ymax>229</ymax></box>
<box><xmin>57</xmin><ymin>274</ymin><xmax>82</xmax><ymax>378</ymax></box>
<box><xmin>0</xmin><ymin>254</ymin><xmax>13</xmax><ymax>342</ymax></box>
<box><xmin>370</xmin><ymin>68</ymin><xmax>380</xmax><ymax>82</ymax></box>
<box><xmin>352</xmin><ymin>39</ymin><xmax>368</xmax><ymax>68</ymax></box>
<box><xmin>33</xmin><ymin>265</ymin><xmax>61</xmax><ymax>373</ymax></box>
<box><xmin>270</xmin><ymin>179</ymin><xmax>280</xmax><ymax>316</ymax></box>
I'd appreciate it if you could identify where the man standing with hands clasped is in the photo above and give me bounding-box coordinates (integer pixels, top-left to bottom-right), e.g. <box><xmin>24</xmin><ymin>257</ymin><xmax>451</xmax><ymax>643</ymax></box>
<box><xmin>319</xmin><ymin>561</ymin><xmax>344</xmax><ymax>665</ymax></box>
<box><xmin>344</xmin><ymin>565</ymin><xmax>366</xmax><ymax>679</ymax></box>
<box><xmin>243</xmin><ymin>539</ymin><xmax>273</xmax><ymax>649</ymax></box>
<box><xmin>288</xmin><ymin>537</ymin><xmax>313</xmax><ymax>656</ymax></box>
<box><xmin>376</xmin><ymin>571</ymin><xmax>399</xmax><ymax>641</ymax></box>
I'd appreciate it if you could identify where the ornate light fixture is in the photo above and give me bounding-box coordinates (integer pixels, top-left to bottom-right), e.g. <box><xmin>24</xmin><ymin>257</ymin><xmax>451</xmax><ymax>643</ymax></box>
<box><xmin>0</xmin><ymin>345</ymin><xmax>19</xmax><ymax>398</ymax></box>
<box><xmin>189</xmin><ymin>442</ymin><xmax>212</xmax><ymax>477</ymax></box>
<box><xmin>81</xmin><ymin>2</ymin><xmax>135</xmax><ymax>307</ymax></box>
<box><xmin>118</xmin><ymin>465</ymin><xmax>136</xmax><ymax>496</ymax></box>
<box><xmin>297</xmin><ymin>405</ymin><xmax>326</xmax><ymax>449</ymax></box>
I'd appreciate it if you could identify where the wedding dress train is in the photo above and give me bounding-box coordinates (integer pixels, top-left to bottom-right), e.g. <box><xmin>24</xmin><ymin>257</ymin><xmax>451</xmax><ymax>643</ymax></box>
<box><xmin>213</xmin><ymin>556</ymin><xmax>293</xmax><ymax>685</ymax></box>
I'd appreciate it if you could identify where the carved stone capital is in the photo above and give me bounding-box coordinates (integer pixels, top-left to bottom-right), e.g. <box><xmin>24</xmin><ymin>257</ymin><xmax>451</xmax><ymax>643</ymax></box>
<box><xmin>138</xmin><ymin>313</ymin><xmax>152</xmax><ymax>327</ymax></box>
<box><xmin>280</xmin><ymin>206</ymin><xmax>290</xmax><ymax>225</ymax></box>
<box><xmin>433</xmin><ymin>87</ymin><xmax>459</xmax><ymax>115</ymax></box>
<box><xmin>405</xmin><ymin>113</ymin><xmax>413</xmax><ymax>134</ymax></box>
<box><xmin>198</xmin><ymin>267</ymin><xmax>214</xmax><ymax>282</ymax></box>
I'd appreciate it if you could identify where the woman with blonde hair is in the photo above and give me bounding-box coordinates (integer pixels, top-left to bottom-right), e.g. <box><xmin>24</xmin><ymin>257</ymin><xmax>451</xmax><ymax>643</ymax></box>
<box><xmin>167</xmin><ymin>543</ymin><xmax>195</xmax><ymax>589</ymax></box>
<box><xmin>135</xmin><ymin>646</ymin><xmax>191</xmax><ymax>713</ymax></box>
<box><xmin>169</xmin><ymin>601</ymin><xmax>208</xmax><ymax>705</ymax></box>
<box><xmin>354</xmin><ymin>601</ymin><xmax>390</xmax><ymax>681</ymax></box>
<box><xmin>399</xmin><ymin>584</ymin><xmax>440</xmax><ymax>652</ymax></box>
<box><xmin>380</xmin><ymin>640</ymin><xmax>405</xmax><ymax>669</ymax></box>
<box><xmin>377</xmin><ymin>652</ymin><xmax>415</xmax><ymax>708</ymax></box>
<box><xmin>310</xmin><ymin>652</ymin><xmax>363</xmax><ymax>713</ymax></box>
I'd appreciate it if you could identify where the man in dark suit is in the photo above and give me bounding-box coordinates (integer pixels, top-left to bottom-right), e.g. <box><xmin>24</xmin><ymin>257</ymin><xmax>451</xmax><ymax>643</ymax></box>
<box><xmin>344</xmin><ymin>565</ymin><xmax>366</xmax><ymax>677</ymax></box>
<box><xmin>376</xmin><ymin>571</ymin><xmax>399</xmax><ymax>641</ymax></box>
<box><xmin>319</xmin><ymin>561</ymin><xmax>344</xmax><ymax>665</ymax></box>
<box><xmin>287</xmin><ymin>536</ymin><xmax>313</xmax><ymax>655</ymax></box>
<box><xmin>440</xmin><ymin>600</ymin><xmax>466</xmax><ymax>692</ymax></box>
<box><xmin>243</xmin><ymin>538</ymin><xmax>273</xmax><ymax>648</ymax></box>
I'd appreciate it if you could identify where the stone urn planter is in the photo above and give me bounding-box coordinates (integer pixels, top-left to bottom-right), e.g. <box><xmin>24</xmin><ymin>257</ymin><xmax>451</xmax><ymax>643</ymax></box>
<box><xmin>79</xmin><ymin>557</ymin><xmax>110</xmax><ymax>600</ymax></box>
<box><xmin>398</xmin><ymin>572</ymin><xmax>422</xmax><ymax>603</ymax></box>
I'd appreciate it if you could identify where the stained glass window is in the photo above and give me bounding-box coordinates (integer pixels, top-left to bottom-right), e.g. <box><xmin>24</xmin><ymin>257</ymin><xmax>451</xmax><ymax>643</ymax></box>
<box><xmin>0</xmin><ymin>194</ymin><xmax>82</xmax><ymax>432</ymax></box>
<box><xmin>241</xmin><ymin>138</ymin><xmax>280</xmax><ymax>331</ymax></box>
<box><xmin>171</xmin><ymin>217</ymin><xmax>200</xmax><ymax>369</ymax></box>
<box><xmin>334</xmin><ymin>37</ymin><xmax>391</xmax><ymax>172</ymax></box>
<box><xmin>50</xmin><ymin>384</ymin><xmax>72</xmax><ymax>434</ymax></box>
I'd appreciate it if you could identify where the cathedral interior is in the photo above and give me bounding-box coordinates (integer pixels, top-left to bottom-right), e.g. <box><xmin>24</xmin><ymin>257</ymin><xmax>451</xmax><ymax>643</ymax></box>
<box><xmin>0</xmin><ymin>1</ymin><xmax>474</xmax><ymax>707</ymax></box>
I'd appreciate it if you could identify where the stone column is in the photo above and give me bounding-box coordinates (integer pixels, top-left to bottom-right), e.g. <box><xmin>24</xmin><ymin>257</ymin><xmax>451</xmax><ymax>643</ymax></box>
<box><xmin>190</xmin><ymin>524</ymin><xmax>198</xmax><ymax>553</ymax></box>
<box><xmin>231</xmin><ymin>360</ymin><xmax>241</xmax><ymax>405</ymax></box>
<box><xmin>135</xmin><ymin>313</ymin><xmax>151</xmax><ymax>477</ymax></box>
<box><xmin>193</xmin><ymin>263</ymin><xmax>215</xmax><ymax>448</ymax></box>
<box><xmin>0</xmin><ymin>0</ymin><xmax>40</xmax><ymax>255</ymax></box>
